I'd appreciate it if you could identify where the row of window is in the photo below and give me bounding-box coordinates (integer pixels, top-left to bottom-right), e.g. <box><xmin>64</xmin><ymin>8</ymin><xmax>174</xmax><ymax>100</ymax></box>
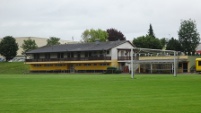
<box><xmin>33</xmin><ymin>63</ymin><xmax>110</xmax><ymax>67</ymax></box>
<box><xmin>34</xmin><ymin>51</ymin><xmax>110</xmax><ymax>59</ymax></box>
<box><xmin>76</xmin><ymin>63</ymin><xmax>110</xmax><ymax>66</ymax></box>
<box><xmin>33</xmin><ymin>64</ymin><xmax>66</xmax><ymax>67</ymax></box>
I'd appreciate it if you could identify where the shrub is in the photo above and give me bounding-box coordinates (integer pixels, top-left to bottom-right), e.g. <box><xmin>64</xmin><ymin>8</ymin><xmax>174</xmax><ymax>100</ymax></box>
<box><xmin>104</xmin><ymin>67</ymin><xmax>122</xmax><ymax>74</ymax></box>
<box><xmin>115</xmin><ymin>70</ymin><xmax>122</xmax><ymax>74</ymax></box>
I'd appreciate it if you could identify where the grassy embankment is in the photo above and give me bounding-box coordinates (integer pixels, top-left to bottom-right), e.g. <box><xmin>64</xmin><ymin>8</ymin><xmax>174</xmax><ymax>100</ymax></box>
<box><xmin>0</xmin><ymin>62</ymin><xmax>29</xmax><ymax>74</ymax></box>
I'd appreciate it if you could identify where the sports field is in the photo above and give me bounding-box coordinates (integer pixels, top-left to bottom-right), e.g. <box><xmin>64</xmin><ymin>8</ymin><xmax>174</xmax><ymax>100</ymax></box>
<box><xmin>0</xmin><ymin>74</ymin><xmax>201</xmax><ymax>113</ymax></box>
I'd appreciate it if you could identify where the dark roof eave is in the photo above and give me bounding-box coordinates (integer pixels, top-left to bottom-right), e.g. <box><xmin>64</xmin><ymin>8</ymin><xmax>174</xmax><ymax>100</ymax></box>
<box><xmin>26</xmin><ymin>49</ymin><xmax>111</xmax><ymax>54</ymax></box>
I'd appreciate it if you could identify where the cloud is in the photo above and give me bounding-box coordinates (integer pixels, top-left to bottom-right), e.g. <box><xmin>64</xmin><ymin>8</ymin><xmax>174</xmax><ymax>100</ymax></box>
<box><xmin>0</xmin><ymin>0</ymin><xmax>201</xmax><ymax>41</ymax></box>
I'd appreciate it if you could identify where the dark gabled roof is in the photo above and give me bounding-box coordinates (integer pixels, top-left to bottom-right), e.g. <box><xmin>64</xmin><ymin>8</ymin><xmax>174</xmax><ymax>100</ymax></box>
<box><xmin>26</xmin><ymin>40</ymin><xmax>133</xmax><ymax>54</ymax></box>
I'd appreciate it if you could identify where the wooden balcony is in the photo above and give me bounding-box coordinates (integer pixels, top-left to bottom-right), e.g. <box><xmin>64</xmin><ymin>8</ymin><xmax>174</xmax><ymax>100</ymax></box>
<box><xmin>25</xmin><ymin>56</ymin><xmax>111</xmax><ymax>62</ymax></box>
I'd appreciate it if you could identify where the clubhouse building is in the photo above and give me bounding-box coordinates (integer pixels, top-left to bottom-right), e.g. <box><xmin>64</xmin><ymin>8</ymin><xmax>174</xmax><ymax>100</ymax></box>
<box><xmin>25</xmin><ymin>40</ymin><xmax>199</xmax><ymax>73</ymax></box>
<box><xmin>25</xmin><ymin>40</ymin><xmax>135</xmax><ymax>73</ymax></box>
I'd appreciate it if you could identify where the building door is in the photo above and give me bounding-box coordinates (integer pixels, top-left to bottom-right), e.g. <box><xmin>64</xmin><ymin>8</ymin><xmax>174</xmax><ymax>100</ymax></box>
<box><xmin>70</xmin><ymin>64</ymin><xmax>75</xmax><ymax>73</ymax></box>
<box><xmin>183</xmin><ymin>62</ymin><xmax>188</xmax><ymax>73</ymax></box>
<box><xmin>120</xmin><ymin>63</ymin><xmax>129</xmax><ymax>73</ymax></box>
<box><xmin>119</xmin><ymin>63</ymin><xmax>124</xmax><ymax>71</ymax></box>
<box><xmin>124</xmin><ymin>66</ymin><xmax>129</xmax><ymax>73</ymax></box>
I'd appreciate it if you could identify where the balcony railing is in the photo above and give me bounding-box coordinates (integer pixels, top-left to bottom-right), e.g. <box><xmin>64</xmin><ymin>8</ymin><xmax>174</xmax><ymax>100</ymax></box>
<box><xmin>26</xmin><ymin>56</ymin><xmax>111</xmax><ymax>62</ymax></box>
<box><xmin>118</xmin><ymin>56</ymin><xmax>130</xmax><ymax>60</ymax></box>
<box><xmin>118</xmin><ymin>56</ymin><xmax>139</xmax><ymax>60</ymax></box>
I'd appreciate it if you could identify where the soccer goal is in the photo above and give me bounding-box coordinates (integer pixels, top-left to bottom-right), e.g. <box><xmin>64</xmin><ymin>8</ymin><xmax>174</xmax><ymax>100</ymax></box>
<box><xmin>130</xmin><ymin>48</ymin><xmax>179</xmax><ymax>78</ymax></box>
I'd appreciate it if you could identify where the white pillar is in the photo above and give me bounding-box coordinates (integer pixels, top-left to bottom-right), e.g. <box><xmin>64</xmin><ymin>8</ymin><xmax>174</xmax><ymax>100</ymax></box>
<box><xmin>174</xmin><ymin>51</ymin><xmax>177</xmax><ymax>77</ymax></box>
<box><xmin>131</xmin><ymin>48</ymin><xmax>134</xmax><ymax>79</ymax></box>
<box><xmin>172</xmin><ymin>63</ymin><xmax>174</xmax><ymax>74</ymax></box>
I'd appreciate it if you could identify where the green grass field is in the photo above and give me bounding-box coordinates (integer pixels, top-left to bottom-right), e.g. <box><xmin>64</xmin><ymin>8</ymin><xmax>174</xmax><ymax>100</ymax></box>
<box><xmin>0</xmin><ymin>74</ymin><xmax>201</xmax><ymax>113</ymax></box>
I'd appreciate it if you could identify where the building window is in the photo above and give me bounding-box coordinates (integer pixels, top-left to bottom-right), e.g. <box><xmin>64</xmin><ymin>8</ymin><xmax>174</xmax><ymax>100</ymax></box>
<box><xmin>67</xmin><ymin>52</ymin><xmax>74</xmax><ymax>58</ymax></box>
<box><xmin>34</xmin><ymin>54</ymin><xmax>40</xmax><ymax>59</ymax></box>
<box><xmin>85</xmin><ymin>52</ymin><xmax>88</xmax><ymax>57</ymax></box>
<box><xmin>84</xmin><ymin>64</ymin><xmax>91</xmax><ymax>66</ymax></box>
<box><xmin>57</xmin><ymin>53</ymin><xmax>64</xmax><ymax>58</ymax></box>
<box><xmin>89</xmin><ymin>52</ymin><xmax>92</xmax><ymax>57</ymax></box>
<box><xmin>198</xmin><ymin>61</ymin><xmax>201</xmax><ymax>66</ymax></box>
<box><xmin>100</xmin><ymin>51</ymin><xmax>103</xmax><ymax>55</ymax></box>
<box><xmin>55</xmin><ymin>64</ymin><xmax>63</xmax><ymax>67</ymax></box>
<box><xmin>67</xmin><ymin>53</ymin><xmax>70</xmax><ymax>58</ymax></box>
<box><xmin>44</xmin><ymin>64</ymin><xmax>52</xmax><ymax>67</ymax></box>
<box><xmin>33</xmin><ymin>64</ymin><xmax>41</xmax><ymax>67</ymax></box>
<box><xmin>76</xmin><ymin>64</ymin><xmax>81</xmax><ymax>66</ymax></box>
<box><xmin>178</xmin><ymin>63</ymin><xmax>182</xmax><ymax>68</ymax></box>
<box><xmin>45</xmin><ymin>53</ymin><xmax>50</xmax><ymax>59</ymax></box>
<box><xmin>100</xmin><ymin>63</ymin><xmax>109</xmax><ymax>66</ymax></box>
<box><xmin>71</xmin><ymin>52</ymin><xmax>74</xmax><ymax>58</ymax></box>
<box><xmin>77</xmin><ymin>52</ymin><xmax>81</xmax><ymax>58</ymax></box>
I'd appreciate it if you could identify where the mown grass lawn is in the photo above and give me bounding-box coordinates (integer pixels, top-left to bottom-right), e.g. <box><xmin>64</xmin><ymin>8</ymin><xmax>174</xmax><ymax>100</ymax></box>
<box><xmin>0</xmin><ymin>74</ymin><xmax>201</xmax><ymax>113</ymax></box>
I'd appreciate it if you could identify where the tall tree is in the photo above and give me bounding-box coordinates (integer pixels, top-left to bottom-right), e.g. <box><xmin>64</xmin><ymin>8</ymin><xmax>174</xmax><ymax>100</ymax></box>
<box><xmin>160</xmin><ymin>38</ymin><xmax>168</xmax><ymax>49</ymax></box>
<box><xmin>0</xmin><ymin>36</ymin><xmax>18</xmax><ymax>61</ymax></box>
<box><xmin>21</xmin><ymin>38</ymin><xmax>38</xmax><ymax>55</ymax></box>
<box><xmin>148</xmin><ymin>24</ymin><xmax>155</xmax><ymax>38</ymax></box>
<box><xmin>166</xmin><ymin>37</ymin><xmax>182</xmax><ymax>51</ymax></box>
<box><xmin>178</xmin><ymin>19</ymin><xmax>200</xmax><ymax>54</ymax></box>
<box><xmin>81</xmin><ymin>29</ymin><xmax>108</xmax><ymax>43</ymax></box>
<box><xmin>106</xmin><ymin>28</ymin><xmax>126</xmax><ymax>41</ymax></box>
<box><xmin>132</xmin><ymin>35</ymin><xmax>162</xmax><ymax>49</ymax></box>
<box><xmin>47</xmin><ymin>37</ymin><xmax>60</xmax><ymax>46</ymax></box>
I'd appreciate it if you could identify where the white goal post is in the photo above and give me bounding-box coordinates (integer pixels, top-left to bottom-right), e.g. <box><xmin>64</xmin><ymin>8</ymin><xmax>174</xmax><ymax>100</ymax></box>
<box><xmin>130</xmin><ymin>48</ymin><xmax>178</xmax><ymax>78</ymax></box>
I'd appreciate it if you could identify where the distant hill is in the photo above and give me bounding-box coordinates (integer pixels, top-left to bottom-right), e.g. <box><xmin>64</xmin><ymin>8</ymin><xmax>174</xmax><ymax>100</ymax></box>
<box><xmin>0</xmin><ymin>37</ymin><xmax>78</xmax><ymax>56</ymax></box>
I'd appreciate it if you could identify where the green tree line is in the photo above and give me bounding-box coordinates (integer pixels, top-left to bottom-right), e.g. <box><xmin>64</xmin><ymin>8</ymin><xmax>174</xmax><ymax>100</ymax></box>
<box><xmin>0</xmin><ymin>19</ymin><xmax>200</xmax><ymax>61</ymax></box>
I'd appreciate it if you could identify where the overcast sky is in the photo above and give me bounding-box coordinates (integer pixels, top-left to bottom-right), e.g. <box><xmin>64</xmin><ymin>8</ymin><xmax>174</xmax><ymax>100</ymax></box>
<box><xmin>0</xmin><ymin>0</ymin><xmax>201</xmax><ymax>41</ymax></box>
